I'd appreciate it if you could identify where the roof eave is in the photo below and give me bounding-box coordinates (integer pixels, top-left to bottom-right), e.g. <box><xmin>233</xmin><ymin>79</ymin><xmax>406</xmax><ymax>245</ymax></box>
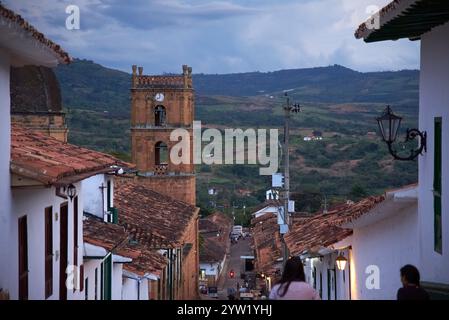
<box><xmin>355</xmin><ymin>0</ymin><xmax>449</xmax><ymax>43</ymax></box>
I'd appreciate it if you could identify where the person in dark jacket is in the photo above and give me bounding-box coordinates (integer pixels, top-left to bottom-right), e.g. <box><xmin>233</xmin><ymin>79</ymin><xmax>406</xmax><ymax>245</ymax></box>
<box><xmin>397</xmin><ymin>264</ymin><xmax>429</xmax><ymax>300</ymax></box>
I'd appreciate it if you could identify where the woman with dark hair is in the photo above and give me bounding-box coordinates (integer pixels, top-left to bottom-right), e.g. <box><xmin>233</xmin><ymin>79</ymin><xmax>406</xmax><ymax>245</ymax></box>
<box><xmin>397</xmin><ymin>265</ymin><xmax>429</xmax><ymax>300</ymax></box>
<box><xmin>269</xmin><ymin>257</ymin><xmax>320</xmax><ymax>300</ymax></box>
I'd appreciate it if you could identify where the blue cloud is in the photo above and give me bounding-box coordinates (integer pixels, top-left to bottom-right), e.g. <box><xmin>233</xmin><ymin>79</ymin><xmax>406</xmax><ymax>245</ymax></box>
<box><xmin>2</xmin><ymin>0</ymin><xmax>419</xmax><ymax>74</ymax></box>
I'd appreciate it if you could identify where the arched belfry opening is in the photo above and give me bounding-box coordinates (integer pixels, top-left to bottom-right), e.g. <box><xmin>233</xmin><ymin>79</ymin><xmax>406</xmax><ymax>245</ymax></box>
<box><xmin>154</xmin><ymin>105</ymin><xmax>166</xmax><ymax>126</ymax></box>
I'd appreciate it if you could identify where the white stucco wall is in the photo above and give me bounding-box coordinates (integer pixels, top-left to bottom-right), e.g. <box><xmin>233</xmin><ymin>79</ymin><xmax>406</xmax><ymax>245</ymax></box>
<box><xmin>10</xmin><ymin>182</ymin><xmax>84</xmax><ymax>300</ymax></box>
<box><xmin>82</xmin><ymin>174</ymin><xmax>113</xmax><ymax>219</ymax></box>
<box><xmin>419</xmin><ymin>21</ymin><xmax>449</xmax><ymax>285</ymax></box>
<box><xmin>306</xmin><ymin>249</ymin><xmax>351</xmax><ymax>301</ymax></box>
<box><xmin>350</xmin><ymin>205</ymin><xmax>419</xmax><ymax>300</ymax></box>
<box><xmin>122</xmin><ymin>277</ymin><xmax>138</xmax><ymax>300</ymax></box>
<box><xmin>83</xmin><ymin>259</ymin><xmax>103</xmax><ymax>300</ymax></box>
<box><xmin>112</xmin><ymin>263</ymin><xmax>123</xmax><ymax>300</ymax></box>
<box><xmin>200</xmin><ymin>262</ymin><xmax>220</xmax><ymax>277</ymax></box>
<box><xmin>122</xmin><ymin>277</ymin><xmax>149</xmax><ymax>300</ymax></box>
<box><xmin>0</xmin><ymin>49</ymin><xmax>13</xmax><ymax>299</ymax></box>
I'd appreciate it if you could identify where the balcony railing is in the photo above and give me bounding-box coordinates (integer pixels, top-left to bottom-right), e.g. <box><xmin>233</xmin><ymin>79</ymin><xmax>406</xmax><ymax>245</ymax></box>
<box><xmin>154</xmin><ymin>164</ymin><xmax>168</xmax><ymax>176</ymax></box>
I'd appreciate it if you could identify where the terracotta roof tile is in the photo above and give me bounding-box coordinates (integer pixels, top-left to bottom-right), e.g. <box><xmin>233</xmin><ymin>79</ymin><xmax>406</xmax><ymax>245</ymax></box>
<box><xmin>83</xmin><ymin>215</ymin><xmax>128</xmax><ymax>252</ymax></box>
<box><xmin>251</xmin><ymin>213</ymin><xmax>283</xmax><ymax>275</ymax></box>
<box><xmin>0</xmin><ymin>3</ymin><xmax>71</xmax><ymax>64</ymax></box>
<box><xmin>200</xmin><ymin>237</ymin><xmax>226</xmax><ymax>263</ymax></box>
<box><xmin>114</xmin><ymin>178</ymin><xmax>199</xmax><ymax>247</ymax></box>
<box><xmin>199</xmin><ymin>212</ymin><xmax>231</xmax><ymax>263</ymax></box>
<box><xmin>285</xmin><ymin>196</ymin><xmax>384</xmax><ymax>256</ymax></box>
<box><xmin>83</xmin><ymin>215</ymin><xmax>168</xmax><ymax>277</ymax></box>
<box><xmin>117</xmin><ymin>242</ymin><xmax>167</xmax><ymax>277</ymax></box>
<box><xmin>11</xmin><ymin>125</ymin><xmax>131</xmax><ymax>185</ymax></box>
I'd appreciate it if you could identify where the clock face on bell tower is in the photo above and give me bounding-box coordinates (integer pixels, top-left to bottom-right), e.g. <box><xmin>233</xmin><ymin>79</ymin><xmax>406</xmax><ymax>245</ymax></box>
<box><xmin>154</xmin><ymin>93</ymin><xmax>164</xmax><ymax>102</ymax></box>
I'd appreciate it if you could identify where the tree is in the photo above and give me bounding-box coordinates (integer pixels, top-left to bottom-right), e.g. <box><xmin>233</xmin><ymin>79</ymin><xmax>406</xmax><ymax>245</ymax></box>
<box><xmin>349</xmin><ymin>184</ymin><xmax>368</xmax><ymax>200</ymax></box>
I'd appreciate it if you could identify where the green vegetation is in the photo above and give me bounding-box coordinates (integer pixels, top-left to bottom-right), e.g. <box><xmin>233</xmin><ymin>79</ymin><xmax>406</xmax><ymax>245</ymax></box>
<box><xmin>56</xmin><ymin>59</ymin><xmax>419</xmax><ymax>226</ymax></box>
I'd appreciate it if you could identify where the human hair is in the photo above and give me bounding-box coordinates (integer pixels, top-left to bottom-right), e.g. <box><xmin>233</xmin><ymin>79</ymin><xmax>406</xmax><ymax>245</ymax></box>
<box><xmin>400</xmin><ymin>264</ymin><xmax>421</xmax><ymax>285</ymax></box>
<box><xmin>276</xmin><ymin>257</ymin><xmax>306</xmax><ymax>297</ymax></box>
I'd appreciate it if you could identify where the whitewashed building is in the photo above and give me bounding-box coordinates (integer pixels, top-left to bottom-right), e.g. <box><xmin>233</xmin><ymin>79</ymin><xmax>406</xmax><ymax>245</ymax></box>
<box><xmin>285</xmin><ymin>196</ymin><xmax>384</xmax><ymax>300</ymax></box>
<box><xmin>339</xmin><ymin>185</ymin><xmax>419</xmax><ymax>300</ymax></box>
<box><xmin>6</xmin><ymin>126</ymin><xmax>127</xmax><ymax>300</ymax></box>
<box><xmin>0</xmin><ymin>3</ymin><xmax>70</xmax><ymax>300</ymax></box>
<box><xmin>356</xmin><ymin>0</ymin><xmax>449</xmax><ymax>297</ymax></box>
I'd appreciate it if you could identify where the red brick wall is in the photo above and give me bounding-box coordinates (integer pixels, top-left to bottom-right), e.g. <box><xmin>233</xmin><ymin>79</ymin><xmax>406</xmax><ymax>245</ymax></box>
<box><xmin>180</xmin><ymin>213</ymin><xmax>199</xmax><ymax>300</ymax></box>
<box><xmin>134</xmin><ymin>175</ymin><xmax>196</xmax><ymax>206</ymax></box>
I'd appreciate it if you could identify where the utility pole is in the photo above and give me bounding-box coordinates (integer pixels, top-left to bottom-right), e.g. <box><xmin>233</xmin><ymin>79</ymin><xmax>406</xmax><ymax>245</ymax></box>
<box><xmin>281</xmin><ymin>92</ymin><xmax>301</xmax><ymax>268</ymax></box>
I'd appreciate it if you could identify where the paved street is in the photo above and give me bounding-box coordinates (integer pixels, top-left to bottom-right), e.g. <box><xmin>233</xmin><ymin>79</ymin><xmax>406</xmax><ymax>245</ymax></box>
<box><xmin>201</xmin><ymin>237</ymin><xmax>253</xmax><ymax>300</ymax></box>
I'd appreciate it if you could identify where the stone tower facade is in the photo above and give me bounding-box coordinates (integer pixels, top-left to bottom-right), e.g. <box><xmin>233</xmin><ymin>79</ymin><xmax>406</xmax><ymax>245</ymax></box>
<box><xmin>10</xmin><ymin>66</ymin><xmax>68</xmax><ymax>142</ymax></box>
<box><xmin>130</xmin><ymin>65</ymin><xmax>196</xmax><ymax>205</ymax></box>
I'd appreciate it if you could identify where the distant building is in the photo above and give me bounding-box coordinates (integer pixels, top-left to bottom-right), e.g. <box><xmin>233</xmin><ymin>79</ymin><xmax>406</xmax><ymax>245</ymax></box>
<box><xmin>312</xmin><ymin>130</ymin><xmax>322</xmax><ymax>137</ymax></box>
<box><xmin>198</xmin><ymin>213</ymin><xmax>232</xmax><ymax>287</ymax></box>
<box><xmin>114</xmin><ymin>178</ymin><xmax>200</xmax><ymax>300</ymax></box>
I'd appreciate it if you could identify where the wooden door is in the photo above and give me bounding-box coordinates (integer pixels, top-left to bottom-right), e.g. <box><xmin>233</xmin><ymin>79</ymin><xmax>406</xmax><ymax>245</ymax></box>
<box><xmin>18</xmin><ymin>216</ymin><xmax>28</xmax><ymax>300</ymax></box>
<box><xmin>59</xmin><ymin>203</ymin><xmax>68</xmax><ymax>300</ymax></box>
<box><xmin>45</xmin><ymin>207</ymin><xmax>53</xmax><ymax>298</ymax></box>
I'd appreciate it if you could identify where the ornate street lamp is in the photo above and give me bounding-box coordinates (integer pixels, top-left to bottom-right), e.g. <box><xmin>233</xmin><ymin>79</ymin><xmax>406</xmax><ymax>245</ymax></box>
<box><xmin>376</xmin><ymin>106</ymin><xmax>426</xmax><ymax>161</ymax></box>
<box><xmin>67</xmin><ymin>184</ymin><xmax>77</xmax><ymax>201</ymax></box>
<box><xmin>335</xmin><ymin>254</ymin><xmax>348</xmax><ymax>271</ymax></box>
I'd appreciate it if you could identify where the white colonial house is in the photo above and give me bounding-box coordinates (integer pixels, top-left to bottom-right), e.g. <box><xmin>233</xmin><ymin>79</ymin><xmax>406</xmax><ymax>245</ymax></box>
<box><xmin>356</xmin><ymin>0</ymin><xmax>449</xmax><ymax>297</ymax></box>
<box><xmin>6</xmin><ymin>125</ymin><xmax>128</xmax><ymax>300</ymax></box>
<box><xmin>339</xmin><ymin>185</ymin><xmax>418</xmax><ymax>300</ymax></box>
<box><xmin>285</xmin><ymin>197</ymin><xmax>383</xmax><ymax>300</ymax></box>
<box><xmin>0</xmin><ymin>2</ymin><xmax>70</xmax><ymax>300</ymax></box>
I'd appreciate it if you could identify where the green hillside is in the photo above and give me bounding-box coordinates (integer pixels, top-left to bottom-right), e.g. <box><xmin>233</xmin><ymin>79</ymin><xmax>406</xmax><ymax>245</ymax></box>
<box><xmin>55</xmin><ymin>59</ymin><xmax>419</xmax><ymax>224</ymax></box>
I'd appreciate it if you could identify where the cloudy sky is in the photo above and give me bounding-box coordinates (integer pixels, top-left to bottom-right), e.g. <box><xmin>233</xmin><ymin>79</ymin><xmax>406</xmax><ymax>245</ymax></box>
<box><xmin>4</xmin><ymin>0</ymin><xmax>420</xmax><ymax>74</ymax></box>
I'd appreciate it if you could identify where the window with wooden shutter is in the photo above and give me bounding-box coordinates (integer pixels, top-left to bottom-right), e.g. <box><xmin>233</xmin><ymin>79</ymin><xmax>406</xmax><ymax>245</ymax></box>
<box><xmin>45</xmin><ymin>207</ymin><xmax>53</xmax><ymax>299</ymax></box>
<box><xmin>434</xmin><ymin>117</ymin><xmax>442</xmax><ymax>254</ymax></box>
<box><xmin>79</xmin><ymin>264</ymin><xmax>84</xmax><ymax>292</ymax></box>
<box><xmin>84</xmin><ymin>277</ymin><xmax>88</xmax><ymax>300</ymax></box>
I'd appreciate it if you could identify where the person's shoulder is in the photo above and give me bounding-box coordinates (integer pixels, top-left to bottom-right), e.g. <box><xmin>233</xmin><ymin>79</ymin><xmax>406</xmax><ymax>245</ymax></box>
<box><xmin>269</xmin><ymin>284</ymin><xmax>280</xmax><ymax>300</ymax></box>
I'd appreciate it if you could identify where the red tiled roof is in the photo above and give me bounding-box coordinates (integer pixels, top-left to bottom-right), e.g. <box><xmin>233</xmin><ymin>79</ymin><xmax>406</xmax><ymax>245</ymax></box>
<box><xmin>199</xmin><ymin>212</ymin><xmax>231</xmax><ymax>263</ymax></box>
<box><xmin>83</xmin><ymin>215</ymin><xmax>168</xmax><ymax>277</ymax></box>
<box><xmin>251</xmin><ymin>213</ymin><xmax>283</xmax><ymax>275</ymax></box>
<box><xmin>114</xmin><ymin>178</ymin><xmax>199</xmax><ymax>247</ymax></box>
<box><xmin>83</xmin><ymin>215</ymin><xmax>128</xmax><ymax>252</ymax></box>
<box><xmin>206</xmin><ymin>212</ymin><xmax>233</xmax><ymax>227</ymax></box>
<box><xmin>200</xmin><ymin>237</ymin><xmax>226</xmax><ymax>263</ymax></box>
<box><xmin>11</xmin><ymin>125</ymin><xmax>130</xmax><ymax>185</ymax></box>
<box><xmin>0</xmin><ymin>3</ymin><xmax>71</xmax><ymax>64</ymax></box>
<box><xmin>117</xmin><ymin>242</ymin><xmax>167</xmax><ymax>277</ymax></box>
<box><xmin>199</xmin><ymin>219</ymin><xmax>219</xmax><ymax>234</ymax></box>
<box><xmin>285</xmin><ymin>196</ymin><xmax>384</xmax><ymax>256</ymax></box>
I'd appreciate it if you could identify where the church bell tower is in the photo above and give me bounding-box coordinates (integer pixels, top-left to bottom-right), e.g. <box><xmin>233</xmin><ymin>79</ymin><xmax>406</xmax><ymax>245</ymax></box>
<box><xmin>130</xmin><ymin>65</ymin><xmax>196</xmax><ymax>205</ymax></box>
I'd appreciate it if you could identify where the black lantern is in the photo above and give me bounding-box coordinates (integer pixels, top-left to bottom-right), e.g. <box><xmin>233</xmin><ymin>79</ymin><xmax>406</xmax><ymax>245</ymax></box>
<box><xmin>377</xmin><ymin>106</ymin><xmax>402</xmax><ymax>144</ymax></box>
<box><xmin>67</xmin><ymin>184</ymin><xmax>77</xmax><ymax>201</ymax></box>
<box><xmin>376</xmin><ymin>106</ymin><xmax>426</xmax><ymax>161</ymax></box>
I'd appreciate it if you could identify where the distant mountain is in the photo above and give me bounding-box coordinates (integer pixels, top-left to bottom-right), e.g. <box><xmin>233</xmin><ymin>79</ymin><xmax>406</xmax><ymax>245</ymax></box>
<box><xmin>55</xmin><ymin>59</ymin><xmax>419</xmax><ymax>114</ymax></box>
<box><xmin>55</xmin><ymin>59</ymin><xmax>419</xmax><ymax>215</ymax></box>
